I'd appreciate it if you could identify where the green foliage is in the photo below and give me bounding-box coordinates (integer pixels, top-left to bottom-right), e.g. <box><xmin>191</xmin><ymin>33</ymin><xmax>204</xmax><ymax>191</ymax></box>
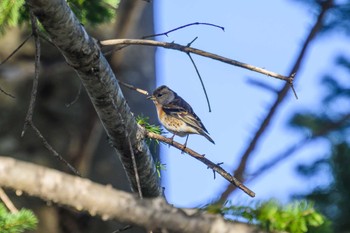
<box><xmin>137</xmin><ymin>115</ymin><xmax>163</xmax><ymax>137</ymax></box>
<box><xmin>290</xmin><ymin>53</ymin><xmax>350</xmax><ymax>233</ymax></box>
<box><xmin>0</xmin><ymin>0</ymin><xmax>26</xmax><ymax>34</ymax></box>
<box><xmin>0</xmin><ymin>0</ymin><xmax>119</xmax><ymax>35</ymax></box>
<box><xmin>296</xmin><ymin>142</ymin><xmax>350</xmax><ymax>232</ymax></box>
<box><xmin>68</xmin><ymin>0</ymin><xmax>120</xmax><ymax>26</ymax></box>
<box><xmin>0</xmin><ymin>203</ymin><xmax>38</xmax><ymax>233</ymax></box>
<box><xmin>155</xmin><ymin>160</ymin><xmax>166</xmax><ymax>178</ymax></box>
<box><xmin>292</xmin><ymin>0</ymin><xmax>350</xmax><ymax>36</ymax></box>
<box><xmin>205</xmin><ymin>200</ymin><xmax>330</xmax><ymax>233</ymax></box>
<box><xmin>137</xmin><ymin>115</ymin><xmax>163</xmax><ymax>157</ymax></box>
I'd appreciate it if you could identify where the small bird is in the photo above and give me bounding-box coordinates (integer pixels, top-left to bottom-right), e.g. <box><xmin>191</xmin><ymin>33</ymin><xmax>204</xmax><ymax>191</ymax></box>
<box><xmin>148</xmin><ymin>85</ymin><xmax>215</xmax><ymax>146</ymax></box>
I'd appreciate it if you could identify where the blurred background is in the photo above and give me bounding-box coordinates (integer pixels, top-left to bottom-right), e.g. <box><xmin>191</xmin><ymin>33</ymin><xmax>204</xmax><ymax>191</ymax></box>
<box><xmin>0</xmin><ymin>0</ymin><xmax>350</xmax><ymax>232</ymax></box>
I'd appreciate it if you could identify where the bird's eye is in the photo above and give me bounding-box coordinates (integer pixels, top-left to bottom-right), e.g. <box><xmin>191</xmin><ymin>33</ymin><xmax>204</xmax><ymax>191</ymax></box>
<box><xmin>157</xmin><ymin>93</ymin><xmax>163</xmax><ymax>97</ymax></box>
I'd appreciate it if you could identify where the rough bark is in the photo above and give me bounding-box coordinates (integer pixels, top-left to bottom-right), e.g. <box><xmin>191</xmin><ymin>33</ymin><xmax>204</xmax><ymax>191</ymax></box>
<box><xmin>0</xmin><ymin>156</ymin><xmax>266</xmax><ymax>233</ymax></box>
<box><xmin>25</xmin><ymin>0</ymin><xmax>161</xmax><ymax>197</ymax></box>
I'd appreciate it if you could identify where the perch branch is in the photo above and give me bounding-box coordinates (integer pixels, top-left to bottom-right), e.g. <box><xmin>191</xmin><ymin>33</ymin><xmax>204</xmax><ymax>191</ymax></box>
<box><xmin>100</xmin><ymin>39</ymin><xmax>293</xmax><ymax>82</ymax></box>
<box><xmin>144</xmin><ymin>130</ymin><xmax>255</xmax><ymax>198</ymax></box>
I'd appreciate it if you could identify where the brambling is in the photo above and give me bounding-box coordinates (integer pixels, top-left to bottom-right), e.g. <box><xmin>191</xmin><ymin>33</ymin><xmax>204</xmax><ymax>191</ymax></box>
<box><xmin>148</xmin><ymin>85</ymin><xmax>215</xmax><ymax>146</ymax></box>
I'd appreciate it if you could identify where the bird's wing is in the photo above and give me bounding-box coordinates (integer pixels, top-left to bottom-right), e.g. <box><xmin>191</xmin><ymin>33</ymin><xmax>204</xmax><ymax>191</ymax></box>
<box><xmin>162</xmin><ymin>96</ymin><xmax>209</xmax><ymax>133</ymax></box>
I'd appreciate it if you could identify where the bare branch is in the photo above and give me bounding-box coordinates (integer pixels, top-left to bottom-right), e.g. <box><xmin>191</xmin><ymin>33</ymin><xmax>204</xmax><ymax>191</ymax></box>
<box><xmin>218</xmin><ymin>0</ymin><xmax>333</xmax><ymax>203</ymax></box>
<box><xmin>143</xmin><ymin>22</ymin><xmax>225</xmax><ymax>39</ymax></box>
<box><xmin>187</xmin><ymin>52</ymin><xmax>212</xmax><ymax>112</ymax></box>
<box><xmin>0</xmin><ymin>187</ymin><xmax>18</xmax><ymax>213</ymax></box>
<box><xmin>249</xmin><ymin>113</ymin><xmax>350</xmax><ymax>181</ymax></box>
<box><xmin>0</xmin><ymin>86</ymin><xmax>15</xmax><ymax>99</ymax></box>
<box><xmin>0</xmin><ymin>33</ymin><xmax>33</xmax><ymax>66</ymax></box>
<box><xmin>65</xmin><ymin>83</ymin><xmax>82</xmax><ymax>107</ymax></box>
<box><xmin>144</xmin><ymin>130</ymin><xmax>255</xmax><ymax>198</ymax></box>
<box><xmin>0</xmin><ymin>157</ymin><xmax>265</xmax><ymax>233</ymax></box>
<box><xmin>100</xmin><ymin>39</ymin><xmax>293</xmax><ymax>82</ymax></box>
<box><xmin>118</xmin><ymin>80</ymin><xmax>149</xmax><ymax>96</ymax></box>
<box><xmin>29</xmin><ymin>122</ymin><xmax>81</xmax><ymax>176</ymax></box>
<box><xmin>21</xmin><ymin>11</ymin><xmax>41</xmax><ymax>137</ymax></box>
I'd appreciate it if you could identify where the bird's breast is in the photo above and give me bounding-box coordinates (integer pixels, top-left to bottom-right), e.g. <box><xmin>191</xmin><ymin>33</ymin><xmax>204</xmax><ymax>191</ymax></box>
<box><xmin>156</xmin><ymin>106</ymin><xmax>199</xmax><ymax>136</ymax></box>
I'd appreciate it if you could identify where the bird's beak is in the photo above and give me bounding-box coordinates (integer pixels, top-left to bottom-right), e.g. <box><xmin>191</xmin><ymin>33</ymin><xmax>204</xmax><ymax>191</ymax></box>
<box><xmin>147</xmin><ymin>95</ymin><xmax>155</xmax><ymax>101</ymax></box>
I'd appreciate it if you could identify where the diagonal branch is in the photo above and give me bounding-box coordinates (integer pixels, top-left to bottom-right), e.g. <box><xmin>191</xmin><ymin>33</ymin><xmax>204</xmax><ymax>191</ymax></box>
<box><xmin>100</xmin><ymin>39</ymin><xmax>293</xmax><ymax>82</ymax></box>
<box><xmin>0</xmin><ymin>156</ymin><xmax>266</xmax><ymax>233</ymax></box>
<box><xmin>26</xmin><ymin>0</ymin><xmax>161</xmax><ymax>197</ymax></box>
<box><xmin>21</xmin><ymin>11</ymin><xmax>40</xmax><ymax>137</ymax></box>
<box><xmin>145</xmin><ymin>130</ymin><xmax>255</xmax><ymax>198</ymax></box>
<box><xmin>218</xmin><ymin>0</ymin><xmax>334</xmax><ymax>202</ymax></box>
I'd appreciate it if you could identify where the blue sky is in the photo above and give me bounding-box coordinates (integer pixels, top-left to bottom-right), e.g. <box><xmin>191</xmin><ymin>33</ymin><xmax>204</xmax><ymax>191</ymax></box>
<box><xmin>153</xmin><ymin>0</ymin><xmax>350</xmax><ymax>207</ymax></box>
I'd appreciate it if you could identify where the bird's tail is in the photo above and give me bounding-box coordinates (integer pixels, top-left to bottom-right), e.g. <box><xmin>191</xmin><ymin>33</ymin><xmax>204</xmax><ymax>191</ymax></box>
<box><xmin>201</xmin><ymin>131</ymin><xmax>215</xmax><ymax>144</ymax></box>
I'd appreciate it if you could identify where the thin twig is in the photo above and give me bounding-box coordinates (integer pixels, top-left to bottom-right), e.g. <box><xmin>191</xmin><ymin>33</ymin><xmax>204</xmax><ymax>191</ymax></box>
<box><xmin>112</xmin><ymin>225</ymin><xmax>132</xmax><ymax>233</ymax></box>
<box><xmin>30</xmin><ymin>122</ymin><xmax>81</xmax><ymax>176</ymax></box>
<box><xmin>187</xmin><ymin>52</ymin><xmax>211</xmax><ymax>112</ymax></box>
<box><xmin>103</xmin><ymin>22</ymin><xmax>224</xmax><ymax>57</ymax></box>
<box><xmin>116</xmin><ymin>109</ymin><xmax>144</xmax><ymax>198</ymax></box>
<box><xmin>100</xmin><ymin>39</ymin><xmax>293</xmax><ymax>82</ymax></box>
<box><xmin>142</xmin><ymin>22</ymin><xmax>224</xmax><ymax>39</ymax></box>
<box><xmin>0</xmin><ymin>33</ymin><xmax>33</xmax><ymax>66</ymax></box>
<box><xmin>0</xmin><ymin>86</ymin><xmax>15</xmax><ymax>98</ymax></box>
<box><xmin>119</xmin><ymin>80</ymin><xmax>149</xmax><ymax>96</ymax></box>
<box><xmin>0</xmin><ymin>187</ymin><xmax>18</xmax><ymax>213</ymax></box>
<box><xmin>22</xmin><ymin>12</ymin><xmax>40</xmax><ymax>137</ymax></box>
<box><xmin>0</xmin><ymin>32</ymin><xmax>32</xmax><ymax>99</ymax></box>
<box><xmin>0</xmin><ymin>28</ymin><xmax>33</xmax><ymax>100</ymax></box>
<box><xmin>145</xmin><ymin>130</ymin><xmax>255</xmax><ymax>198</ymax></box>
<box><xmin>249</xmin><ymin>113</ymin><xmax>350</xmax><ymax>181</ymax></box>
<box><xmin>289</xmin><ymin>73</ymin><xmax>298</xmax><ymax>99</ymax></box>
<box><xmin>0</xmin><ymin>33</ymin><xmax>33</xmax><ymax>99</ymax></box>
<box><xmin>66</xmin><ymin>83</ymin><xmax>82</xmax><ymax>107</ymax></box>
<box><xmin>128</xmin><ymin>136</ymin><xmax>143</xmax><ymax>199</ymax></box>
<box><xmin>20</xmin><ymin>12</ymin><xmax>80</xmax><ymax>177</ymax></box>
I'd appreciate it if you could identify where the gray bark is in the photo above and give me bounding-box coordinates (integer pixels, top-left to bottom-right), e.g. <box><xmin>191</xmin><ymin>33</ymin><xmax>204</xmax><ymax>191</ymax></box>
<box><xmin>25</xmin><ymin>0</ymin><xmax>161</xmax><ymax>197</ymax></box>
<box><xmin>0</xmin><ymin>156</ymin><xmax>266</xmax><ymax>233</ymax></box>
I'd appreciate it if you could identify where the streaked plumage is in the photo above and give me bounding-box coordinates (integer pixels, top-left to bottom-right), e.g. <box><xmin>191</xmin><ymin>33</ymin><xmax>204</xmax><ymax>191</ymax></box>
<box><xmin>148</xmin><ymin>85</ymin><xmax>215</xmax><ymax>144</ymax></box>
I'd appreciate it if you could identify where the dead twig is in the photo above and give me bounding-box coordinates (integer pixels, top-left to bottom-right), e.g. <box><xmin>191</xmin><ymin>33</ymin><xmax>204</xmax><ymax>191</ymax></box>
<box><xmin>21</xmin><ymin>12</ymin><xmax>40</xmax><ymax>137</ymax></box>
<box><xmin>66</xmin><ymin>83</ymin><xmax>82</xmax><ymax>107</ymax></box>
<box><xmin>0</xmin><ymin>33</ymin><xmax>33</xmax><ymax>66</ymax></box>
<box><xmin>119</xmin><ymin>80</ymin><xmax>149</xmax><ymax>96</ymax></box>
<box><xmin>0</xmin><ymin>33</ymin><xmax>33</xmax><ymax>99</ymax></box>
<box><xmin>142</xmin><ymin>22</ymin><xmax>224</xmax><ymax>39</ymax></box>
<box><xmin>20</xmin><ymin>12</ymin><xmax>80</xmax><ymax>177</ymax></box>
<box><xmin>186</xmin><ymin>37</ymin><xmax>212</xmax><ymax>112</ymax></box>
<box><xmin>128</xmin><ymin>135</ymin><xmax>143</xmax><ymax>199</ymax></box>
<box><xmin>100</xmin><ymin>39</ymin><xmax>293</xmax><ymax>83</ymax></box>
<box><xmin>0</xmin><ymin>86</ymin><xmax>15</xmax><ymax>99</ymax></box>
<box><xmin>30</xmin><ymin>122</ymin><xmax>81</xmax><ymax>176</ymax></box>
<box><xmin>0</xmin><ymin>187</ymin><xmax>18</xmax><ymax>213</ymax></box>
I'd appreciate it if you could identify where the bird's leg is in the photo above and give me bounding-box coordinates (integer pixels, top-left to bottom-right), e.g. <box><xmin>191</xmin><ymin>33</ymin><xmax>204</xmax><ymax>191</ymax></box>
<box><xmin>169</xmin><ymin>134</ymin><xmax>175</xmax><ymax>147</ymax></box>
<box><xmin>181</xmin><ymin>135</ymin><xmax>189</xmax><ymax>154</ymax></box>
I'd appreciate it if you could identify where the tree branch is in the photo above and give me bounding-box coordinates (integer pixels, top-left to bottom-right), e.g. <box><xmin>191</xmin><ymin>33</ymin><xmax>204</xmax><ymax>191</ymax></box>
<box><xmin>100</xmin><ymin>39</ymin><xmax>293</xmax><ymax>82</ymax></box>
<box><xmin>218</xmin><ymin>0</ymin><xmax>334</xmax><ymax>202</ymax></box>
<box><xmin>0</xmin><ymin>156</ymin><xmax>265</xmax><ymax>233</ymax></box>
<box><xmin>25</xmin><ymin>0</ymin><xmax>161</xmax><ymax>197</ymax></box>
<box><xmin>144</xmin><ymin>130</ymin><xmax>255</xmax><ymax>198</ymax></box>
